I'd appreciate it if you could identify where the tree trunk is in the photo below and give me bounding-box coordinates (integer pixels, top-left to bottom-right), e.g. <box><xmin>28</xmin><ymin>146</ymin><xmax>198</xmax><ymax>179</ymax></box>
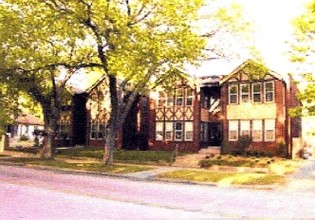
<box><xmin>39</xmin><ymin>104</ymin><xmax>58</xmax><ymax>159</ymax></box>
<box><xmin>103</xmin><ymin>122</ymin><xmax>116</xmax><ymax>164</ymax></box>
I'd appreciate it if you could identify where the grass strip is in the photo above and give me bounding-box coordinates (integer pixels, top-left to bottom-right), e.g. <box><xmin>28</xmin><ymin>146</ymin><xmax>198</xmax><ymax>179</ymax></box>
<box><xmin>157</xmin><ymin>170</ymin><xmax>285</xmax><ymax>185</ymax></box>
<box><xmin>1</xmin><ymin>157</ymin><xmax>153</xmax><ymax>174</ymax></box>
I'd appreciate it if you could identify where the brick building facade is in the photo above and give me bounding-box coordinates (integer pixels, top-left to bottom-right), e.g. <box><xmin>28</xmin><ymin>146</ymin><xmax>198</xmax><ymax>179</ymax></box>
<box><xmin>56</xmin><ymin>60</ymin><xmax>301</xmax><ymax>157</ymax></box>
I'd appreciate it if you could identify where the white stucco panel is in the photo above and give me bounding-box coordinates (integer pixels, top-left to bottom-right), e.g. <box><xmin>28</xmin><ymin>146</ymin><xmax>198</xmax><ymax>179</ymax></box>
<box><xmin>227</xmin><ymin>103</ymin><xmax>277</xmax><ymax>120</ymax></box>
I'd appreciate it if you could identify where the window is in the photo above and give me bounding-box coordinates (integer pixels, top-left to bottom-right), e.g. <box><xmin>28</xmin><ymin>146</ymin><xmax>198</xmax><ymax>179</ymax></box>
<box><xmin>158</xmin><ymin>91</ymin><xmax>166</xmax><ymax>107</ymax></box>
<box><xmin>167</xmin><ymin>94</ymin><xmax>174</xmax><ymax>106</ymax></box>
<box><xmin>90</xmin><ymin>120</ymin><xmax>106</xmax><ymax>140</ymax></box>
<box><xmin>265</xmin><ymin>119</ymin><xmax>275</xmax><ymax>141</ymax></box>
<box><xmin>229</xmin><ymin>120</ymin><xmax>238</xmax><ymax>141</ymax></box>
<box><xmin>175</xmin><ymin>122</ymin><xmax>183</xmax><ymax>141</ymax></box>
<box><xmin>90</xmin><ymin>124</ymin><xmax>97</xmax><ymax>139</ymax></box>
<box><xmin>229</xmin><ymin>85</ymin><xmax>238</xmax><ymax>104</ymax></box>
<box><xmin>252</xmin><ymin>83</ymin><xmax>262</xmax><ymax>103</ymax></box>
<box><xmin>185</xmin><ymin>122</ymin><xmax>193</xmax><ymax>141</ymax></box>
<box><xmin>186</xmin><ymin>88</ymin><xmax>193</xmax><ymax>106</ymax></box>
<box><xmin>57</xmin><ymin>123</ymin><xmax>70</xmax><ymax>140</ymax></box>
<box><xmin>241</xmin><ymin>84</ymin><xmax>250</xmax><ymax>103</ymax></box>
<box><xmin>252</xmin><ymin>120</ymin><xmax>262</xmax><ymax>141</ymax></box>
<box><xmin>165</xmin><ymin>122</ymin><xmax>173</xmax><ymax>141</ymax></box>
<box><xmin>176</xmin><ymin>89</ymin><xmax>184</xmax><ymax>106</ymax></box>
<box><xmin>155</xmin><ymin>122</ymin><xmax>163</xmax><ymax>141</ymax></box>
<box><xmin>265</xmin><ymin>82</ymin><xmax>274</xmax><ymax>102</ymax></box>
<box><xmin>240</xmin><ymin>120</ymin><xmax>250</xmax><ymax>137</ymax></box>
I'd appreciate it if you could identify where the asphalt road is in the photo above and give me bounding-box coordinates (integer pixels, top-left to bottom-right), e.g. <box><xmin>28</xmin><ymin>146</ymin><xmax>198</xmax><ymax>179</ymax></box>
<box><xmin>1</xmin><ymin>164</ymin><xmax>315</xmax><ymax>219</ymax></box>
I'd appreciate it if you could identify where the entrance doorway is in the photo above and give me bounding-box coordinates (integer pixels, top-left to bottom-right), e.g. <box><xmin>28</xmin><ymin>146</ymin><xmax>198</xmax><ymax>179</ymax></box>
<box><xmin>209</xmin><ymin>122</ymin><xmax>222</xmax><ymax>146</ymax></box>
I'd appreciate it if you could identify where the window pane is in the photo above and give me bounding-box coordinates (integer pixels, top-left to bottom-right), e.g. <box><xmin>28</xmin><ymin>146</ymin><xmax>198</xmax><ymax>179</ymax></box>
<box><xmin>185</xmin><ymin>122</ymin><xmax>193</xmax><ymax>141</ymax></box>
<box><xmin>165</xmin><ymin>122</ymin><xmax>173</xmax><ymax>141</ymax></box>
<box><xmin>265</xmin><ymin>119</ymin><xmax>275</xmax><ymax>141</ymax></box>
<box><xmin>229</xmin><ymin>120</ymin><xmax>238</xmax><ymax>141</ymax></box>
<box><xmin>229</xmin><ymin>85</ymin><xmax>238</xmax><ymax>104</ymax></box>
<box><xmin>252</xmin><ymin>120</ymin><xmax>262</xmax><ymax>141</ymax></box>
<box><xmin>265</xmin><ymin>82</ymin><xmax>274</xmax><ymax>102</ymax></box>
<box><xmin>240</xmin><ymin>120</ymin><xmax>250</xmax><ymax>137</ymax></box>
<box><xmin>186</xmin><ymin>88</ymin><xmax>193</xmax><ymax>106</ymax></box>
<box><xmin>156</xmin><ymin>122</ymin><xmax>163</xmax><ymax>141</ymax></box>
<box><xmin>253</xmin><ymin>83</ymin><xmax>261</xmax><ymax>103</ymax></box>
<box><xmin>175</xmin><ymin>122</ymin><xmax>183</xmax><ymax>141</ymax></box>
<box><xmin>241</xmin><ymin>84</ymin><xmax>249</xmax><ymax>103</ymax></box>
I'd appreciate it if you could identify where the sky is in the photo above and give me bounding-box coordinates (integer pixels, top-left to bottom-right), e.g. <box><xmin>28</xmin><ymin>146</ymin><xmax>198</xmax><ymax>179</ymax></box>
<box><xmin>236</xmin><ymin>0</ymin><xmax>308</xmax><ymax>74</ymax></box>
<box><xmin>189</xmin><ymin>0</ymin><xmax>310</xmax><ymax>77</ymax></box>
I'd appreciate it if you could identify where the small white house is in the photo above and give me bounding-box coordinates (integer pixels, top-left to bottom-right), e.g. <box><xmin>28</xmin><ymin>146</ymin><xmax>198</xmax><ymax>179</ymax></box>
<box><xmin>11</xmin><ymin>114</ymin><xmax>44</xmax><ymax>140</ymax></box>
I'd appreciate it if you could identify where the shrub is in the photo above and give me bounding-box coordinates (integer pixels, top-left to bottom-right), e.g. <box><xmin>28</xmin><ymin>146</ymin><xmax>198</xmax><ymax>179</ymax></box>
<box><xmin>277</xmin><ymin>142</ymin><xmax>287</xmax><ymax>157</ymax></box>
<box><xmin>19</xmin><ymin>135</ymin><xmax>29</xmax><ymax>141</ymax></box>
<box><xmin>235</xmin><ymin>135</ymin><xmax>252</xmax><ymax>155</ymax></box>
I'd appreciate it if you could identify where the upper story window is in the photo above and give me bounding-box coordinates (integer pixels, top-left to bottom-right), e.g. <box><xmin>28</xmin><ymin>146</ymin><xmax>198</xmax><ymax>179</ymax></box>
<box><xmin>265</xmin><ymin>82</ymin><xmax>274</xmax><ymax>103</ymax></box>
<box><xmin>252</xmin><ymin>83</ymin><xmax>262</xmax><ymax>103</ymax></box>
<box><xmin>229</xmin><ymin>85</ymin><xmax>238</xmax><ymax>104</ymax></box>
<box><xmin>186</xmin><ymin>88</ymin><xmax>193</xmax><ymax>106</ymax></box>
<box><xmin>158</xmin><ymin>91</ymin><xmax>166</xmax><ymax>107</ymax></box>
<box><xmin>241</xmin><ymin>84</ymin><xmax>250</xmax><ymax>103</ymax></box>
<box><xmin>176</xmin><ymin>89</ymin><xmax>184</xmax><ymax>106</ymax></box>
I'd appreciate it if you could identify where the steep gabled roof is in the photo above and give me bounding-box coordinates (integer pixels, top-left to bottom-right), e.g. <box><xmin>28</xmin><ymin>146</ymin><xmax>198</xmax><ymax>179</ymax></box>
<box><xmin>220</xmin><ymin>59</ymin><xmax>286</xmax><ymax>84</ymax></box>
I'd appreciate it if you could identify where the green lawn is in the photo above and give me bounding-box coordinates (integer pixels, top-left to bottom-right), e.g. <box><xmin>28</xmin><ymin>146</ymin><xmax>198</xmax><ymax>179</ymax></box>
<box><xmin>1</xmin><ymin>157</ymin><xmax>154</xmax><ymax>174</ymax></box>
<box><xmin>57</xmin><ymin>148</ymin><xmax>176</xmax><ymax>164</ymax></box>
<box><xmin>157</xmin><ymin>170</ymin><xmax>285</xmax><ymax>186</ymax></box>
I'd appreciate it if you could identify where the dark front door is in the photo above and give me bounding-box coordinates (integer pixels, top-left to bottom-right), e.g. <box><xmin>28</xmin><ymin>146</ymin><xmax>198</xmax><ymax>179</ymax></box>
<box><xmin>209</xmin><ymin>123</ymin><xmax>222</xmax><ymax>146</ymax></box>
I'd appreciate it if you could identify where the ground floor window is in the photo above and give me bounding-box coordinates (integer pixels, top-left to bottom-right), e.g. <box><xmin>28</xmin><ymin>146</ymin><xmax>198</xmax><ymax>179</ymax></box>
<box><xmin>56</xmin><ymin>123</ymin><xmax>71</xmax><ymax>140</ymax></box>
<box><xmin>155</xmin><ymin>121</ymin><xmax>193</xmax><ymax>142</ymax></box>
<box><xmin>229</xmin><ymin>120</ymin><xmax>238</xmax><ymax>141</ymax></box>
<box><xmin>228</xmin><ymin>119</ymin><xmax>275</xmax><ymax>142</ymax></box>
<box><xmin>90</xmin><ymin>120</ymin><xmax>106</xmax><ymax>140</ymax></box>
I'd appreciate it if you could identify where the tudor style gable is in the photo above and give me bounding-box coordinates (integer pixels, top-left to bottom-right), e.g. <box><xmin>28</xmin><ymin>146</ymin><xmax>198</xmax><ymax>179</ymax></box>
<box><xmin>220</xmin><ymin>59</ymin><xmax>290</xmax><ymax>155</ymax></box>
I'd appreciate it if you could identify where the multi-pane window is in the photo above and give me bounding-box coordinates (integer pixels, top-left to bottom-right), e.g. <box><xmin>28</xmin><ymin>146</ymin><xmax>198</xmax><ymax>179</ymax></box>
<box><xmin>176</xmin><ymin>89</ymin><xmax>184</xmax><ymax>106</ymax></box>
<box><xmin>252</xmin><ymin>83</ymin><xmax>262</xmax><ymax>103</ymax></box>
<box><xmin>156</xmin><ymin>121</ymin><xmax>193</xmax><ymax>142</ymax></box>
<box><xmin>240</xmin><ymin>120</ymin><xmax>250</xmax><ymax>136</ymax></box>
<box><xmin>229</xmin><ymin>85</ymin><xmax>238</xmax><ymax>104</ymax></box>
<box><xmin>186</xmin><ymin>88</ymin><xmax>193</xmax><ymax>106</ymax></box>
<box><xmin>252</xmin><ymin>120</ymin><xmax>262</xmax><ymax>141</ymax></box>
<box><xmin>265</xmin><ymin>82</ymin><xmax>274</xmax><ymax>102</ymax></box>
<box><xmin>157</xmin><ymin>91</ymin><xmax>166</xmax><ymax>107</ymax></box>
<box><xmin>241</xmin><ymin>84</ymin><xmax>250</xmax><ymax>103</ymax></box>
<box><xmin>155</xmin><ymin>122</ymin><xmax>163</xmax><ymax>141</ymax></box>
<box><xmin>265</xmin><ymin>119</ymin><xmax>275</xmax><ymax>141</ymax></box>
<box><xmin>175</xmin><ymin>122</ymin><xmax>183</xmax><ymax>141</ymax></box>
<box><xmin>57</xmin><ymin>123</ymin><xmax>70</xmax><ymax>140</ymax></box>
<box><xmin>185</xmin><ymin>122</ymin><xmax>193</xmax><ymax>141</ymax></box>
<box><xmin>228</xmin><ymin>81</ymin><xmax>275</xmax><ymax>104</ymax></box>
<box><xmin>228</xmin><ymin>119</ymin><xmax>275</xmax><ymax>142</ymax></box>
<box><xmin>90</xmin><ymin>120</ymin><xmax>106</xmax><ymax>140</ymax></box>
<box><xmin>229</xmin><ymin>120</ymin><xmax>238</xmax><ymax>141</ymax></box>
<box><xmin>165</xmin><ymin>122</ymin><xmax>173</xmax><ymax>141</ymax></box>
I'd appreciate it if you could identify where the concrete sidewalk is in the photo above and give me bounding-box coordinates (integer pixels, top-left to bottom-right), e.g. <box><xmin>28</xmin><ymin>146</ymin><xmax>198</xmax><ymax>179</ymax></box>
<box><xmin>281</xmin><ymin>157</ymin><xmax>315</xmax><ymax>193</ymax></box>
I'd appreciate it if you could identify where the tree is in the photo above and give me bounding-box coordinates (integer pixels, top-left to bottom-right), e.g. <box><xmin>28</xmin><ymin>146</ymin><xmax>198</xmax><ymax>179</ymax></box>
<box><xmin>1</xmin><ymin>0</ymin><xmax>253</xmax><ymax>164</ymax></box>
<box><xmin>289</xmin><ymin>0</ymin><xmax>315</xmax><ymax>116</ymax></box>
<box><xmin>0</xmin><ymin>1</ymin><xmax>87</xmax><ymax>158</ymax></box>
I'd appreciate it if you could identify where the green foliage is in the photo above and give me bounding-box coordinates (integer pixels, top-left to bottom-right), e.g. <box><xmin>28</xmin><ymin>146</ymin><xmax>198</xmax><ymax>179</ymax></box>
<box><xmin>234</xmin><ymin>135</ymin><xmax>252</xmax><ymax>155</ymax></box>
<box><xmin>57</xmin><ymin>148</ymin><xmax>176</xmax><ymax>164</ymax></box>
<box><xmin>19</xmin><ymin>135</ymin><xmax>29</xmax><ymax>141</ymax></box>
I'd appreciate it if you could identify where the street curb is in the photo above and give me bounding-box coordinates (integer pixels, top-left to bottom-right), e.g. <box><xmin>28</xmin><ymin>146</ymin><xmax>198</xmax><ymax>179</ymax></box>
<box><xmin>0</xmin><ymin>160</ymin><xmax>279</xmax><ymax>190</ymax></box>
